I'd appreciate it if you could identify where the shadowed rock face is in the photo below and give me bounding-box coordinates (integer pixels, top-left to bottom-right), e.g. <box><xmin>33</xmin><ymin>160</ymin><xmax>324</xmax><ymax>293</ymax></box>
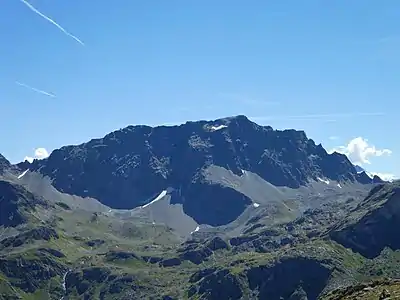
<box><xmin>330</xmin><ymin>182</ymin><xmax>400</xmax><ymax>258</ymax></box>
<box><xmin>23</xmin><ymin>115</ymin><xmax>364</xmax><ymax>226</ymax></box>
<box><xmin>0</xmin><ymin>227</ymin><xmax>59</xmax><ymax>249</ymax></box>
<box><xmin>188</xmin><ymin>269</ymin><xmax>244</xmax><ymax>300</ymax></box>
<box><xmin>0</xmin><ymin>154</ymin><xmax>11</xmax><ymax>173</ymax></box>
<box><xmin>0</xmin><ymin>180</ymin><xmax>48</xmax><ymax>227</ymax></box>
<box><xmin>0</xmin><ymin>251</ymin><xmax>67</xmax><ymax>293</ymax></box>
<box><xmin>246</xmin><ymin>257</ymin><xmax>333</xmax><ymax>300</ymax></box>
<box><xmin>188</xmin><ymin>257</ymin><xmax>333</xmax><ymax>300</ymax></box>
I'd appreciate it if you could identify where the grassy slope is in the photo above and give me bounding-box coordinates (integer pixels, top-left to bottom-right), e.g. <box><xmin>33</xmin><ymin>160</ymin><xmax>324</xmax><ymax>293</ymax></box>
<box><xmin>1</xmin><ymin>173</ymin><xmax>399</xmax><ymax>299</ymax></box>
<box><xmin>3</xmin><ymin>209</ymin><xmax>400</xmax><ymax>299</ymax></box>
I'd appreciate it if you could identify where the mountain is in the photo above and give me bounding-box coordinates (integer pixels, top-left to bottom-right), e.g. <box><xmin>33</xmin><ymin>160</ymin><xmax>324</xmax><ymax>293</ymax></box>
<box><xmin>356</xmin><ymin>170</ymin><xmax>385</xmax><ymax>184</ymax></box>
<box><xmin>0</xmin><ymin>115</ymin><xmax>399</xmax><ymax>299</ymax></box>
<box><xmin>21</xmin><ymin>115</ymin><xmax>372</xmax><ymax>227</ymax></box>
<box><xmin>352</xmin><ymin>164</ymin><xmax>387</xmax><ymax>184</ymax></box>
<box><xmin>354</xmin><ymin>164</ymin><xmax>365</xmax><ymax>173</ymax></box>
<box><xmin>330</xmin><ymin>180</ymin><xmax>400</xmax><ymax>258</ymax></box>
<box><xmin>0</xmin><ymin>154</ymin><xmax>10</xmax><ymax>173</ymax></box>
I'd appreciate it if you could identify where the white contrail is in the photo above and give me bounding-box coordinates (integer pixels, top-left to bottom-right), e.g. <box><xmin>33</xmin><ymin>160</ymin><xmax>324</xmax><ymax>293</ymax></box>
<box><xmin>19</xmin><ymin>0</ymin><xmax>84</xmax><ymax>46</ymax></box>
<box><xmin>16</xmin><ymin>81</ymin><xmax>56</xmax><ymax>97</ymax></box>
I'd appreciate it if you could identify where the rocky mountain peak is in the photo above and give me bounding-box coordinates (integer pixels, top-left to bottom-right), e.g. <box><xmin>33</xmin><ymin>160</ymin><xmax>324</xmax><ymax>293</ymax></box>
<box><xmin>22</xmin><ymin>115</ymin><xmax>370</xmax><ymax>226</ymax></box>
<box><xmin>355</xmin><ymin>171</ymin><xmax>384</xmax><ymax>184</ymax></box>
<box><xmin>0</xmin><ymin>116</ymin><xmax>397</xmax><ymax>300</ymax></box>
<box><xmin>372</xmin><ymin>175</ymin><xmax>384</xmax><ymax>183</ymax></box>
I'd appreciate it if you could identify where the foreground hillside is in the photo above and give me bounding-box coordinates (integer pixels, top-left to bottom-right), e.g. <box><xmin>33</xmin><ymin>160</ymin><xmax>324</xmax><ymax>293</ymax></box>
<box><xmin>0</xmin><ymin>175</ymin><xmax>358</xmax><ymax>300</ymax></box>
<box><xmin>0</xmin><ymin>169</ymin><xmax>398</xmax><ymax>299</ymax></box>
<box><xmin>323</xmin><ymin>279</ymin><xmax>400</xmax><ymax>300</ymax></box>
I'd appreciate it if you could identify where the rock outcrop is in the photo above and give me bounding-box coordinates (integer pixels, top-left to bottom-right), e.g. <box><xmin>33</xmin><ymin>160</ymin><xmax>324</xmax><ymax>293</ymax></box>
<box><xmin>0</xmin><ymin>180</ymin><xmax>49</xmax><ymax>227</ymax></box>
<box><xmin>188</xmin><ymin>256</ymin><xmax>334</xmax><ymax>300</ymax></box>
<box><xmin>246</xmin><ymin>257</ymin><xmax>333</xmax><ymax>300</ymax></box>
<box><xmin>0</xmin><ymin>250</ymin><xmax>67</xmax><ymax>293</ymax></box>
<box><xmin>0</xmin><ymin>154</ymin><xmax>10</xmax><ymax>173</ymax></box>
<box><xmin>0</xmin><ymin>226</ymin><xmax>59</xmax><ymax>249</ymax></box>
<box><xmin>330</xmin><ymin>181</ymin><xmax>400</xmax><ymax>258</ymax></box>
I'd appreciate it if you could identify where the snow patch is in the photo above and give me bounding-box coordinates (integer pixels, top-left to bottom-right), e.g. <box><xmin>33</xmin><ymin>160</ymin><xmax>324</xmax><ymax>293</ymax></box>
<box><xmin>210</xmin><ymin>125</ymin><xmax>227</xmax><ymax>131</ymax></box>
<box><xmin>253</xmin><ymin>202</ymin><xmax>260</xmax><ymax>208</ymax></box>
<box><xmin>141</xmin><ymin>190</ymin><xmax>167</xmax><ymax>208</ymax></box>
<box><xmin>18</xmin><ymin>169</ymin><xmax>29</xmax><ymax>179</ymax></box>
<box><xmin>317</xmin><ymin>177</ymin><xmax>330</xmax><ymax>185</ymax></box>
<box><xmin>337</xmin><ymin>183</ymin><xmax>342</xmax><ymax>188</ymax></box>
<box><xmin>190</xmin><ymin>226</ymin><xmax>200</xmax><ymax>235</ymax></box>
<box><xmin>365</xmin><ymin>172</ymin><xmax>374</xmax><ymax>179</ymax></box>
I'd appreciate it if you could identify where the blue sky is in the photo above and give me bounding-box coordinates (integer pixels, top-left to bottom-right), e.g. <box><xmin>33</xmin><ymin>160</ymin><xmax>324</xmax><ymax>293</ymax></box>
<box><xmin>0</xmin><ymin>0</ymin><xmax>398</xmax><ymax>179</ymax></box>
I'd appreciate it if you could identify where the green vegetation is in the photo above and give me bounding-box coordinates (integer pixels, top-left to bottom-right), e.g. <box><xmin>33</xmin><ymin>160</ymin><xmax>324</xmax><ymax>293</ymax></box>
<box><xmin>1</xmin><ymin>177</ymin><xmax>400</xmax><ymax>299</ymax></box>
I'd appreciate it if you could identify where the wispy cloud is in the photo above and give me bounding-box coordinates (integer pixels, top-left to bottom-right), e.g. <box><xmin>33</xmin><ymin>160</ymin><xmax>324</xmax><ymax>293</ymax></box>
<box><xmin>251</xmin><ymin>112</ymin><xmax>385</xmax><ymax>122</ymax></box>
<box><xmin>16</xmin><ymin>81</ymin><xmax>56</xmax><ymax>97</ymax></box>
<box><xmin>19</xmin><ymin>0</ymin><xmax>84</xmax><ymax>46</ymax></box>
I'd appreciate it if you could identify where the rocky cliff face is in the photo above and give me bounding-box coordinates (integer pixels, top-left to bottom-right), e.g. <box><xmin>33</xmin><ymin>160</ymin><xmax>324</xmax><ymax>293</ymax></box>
<box><xmin>0</xmin><ymin>154</ymin><xmax>10</xmax><ymax>173</ymax></box>
<box><xmin>0</xmin><ymin>180</ymin><xmax>49</xmax><ymax>227</ymax></box>
<box><xmin>0</xmin><ymin>249</ymin><xmax>67</xmax><ymax>294</ymax></box>
<box><xmin>356</xmin><ymin>171</ymin><xmax>384</xmax><ymax>184</ymax></box>
<box><xmin>23</xmin><ymin>115</ymin><xmax>365</xmax><ymax>226</ymax></box>
<box><xmin>187</xmin><ymin>251</ymin><xmax>345</xmax><ymax>300</ymax></box>
<box><xmin>330</xmin><ymin>181</ymin><xmax>400</xmax><ymax>258</ymax></box>
<box><xmin>246</xmin><ymin>257</ymin><xmax>333</xmax><ymax>300</ymax></box>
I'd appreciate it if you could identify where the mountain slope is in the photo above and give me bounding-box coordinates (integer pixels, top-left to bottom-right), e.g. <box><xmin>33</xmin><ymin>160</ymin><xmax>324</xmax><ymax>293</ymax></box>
<box><xmin>0</xmin><ymin>172</ymin><xmax>186</xmax><ymax>299</ymax></box>
<box><xmin>329</xmin><ymin>180</ymin><xmax>400</xmax><ymax>258</ymax></box>
<box><xmin>323</xmin><ymin>279</ymin><xmax>400</xmax><ymax>300</ymax></box>
<box><xmin>354</xmin><ymin>165</ymin><xmax>365</xmax><ymax>173</ymax></box>
<box><xmin>0</xmin><ymin>175</ymin><xmax>367</xmax><ymax>300</ymax></box>
<box><xmin>0</xmin><ymin>179</ymin><xmax>49</xmax><ymax>227</ymax></box>
<box><xmin>0</xmin><ymin>175</ymin><xmax>391</xmax><ymax>300</ymax></box>
<box><xmin>0</xmin><ymin>154</ymin><xmax>397</xmax><ymax>299</ymax></box>
<box><xmin>0</xmin><ymin>154</ymin><xmax>11</xmax><ymax>173</ymax></box>
<box><xmin>22</xmin><ymin>115</ymin><xmax>373</xmax><ymax>226</ymax></box>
